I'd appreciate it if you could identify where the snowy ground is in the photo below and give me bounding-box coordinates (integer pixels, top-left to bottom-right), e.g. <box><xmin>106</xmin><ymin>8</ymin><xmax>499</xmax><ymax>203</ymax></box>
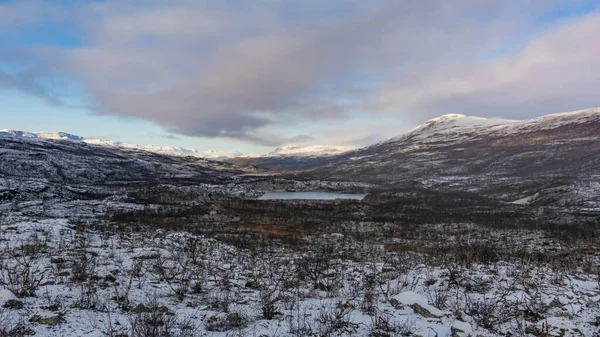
<box><xmin>1</xmin><ymin>219</ymin><xmax>599</xmax><ymax>337</ymax></box>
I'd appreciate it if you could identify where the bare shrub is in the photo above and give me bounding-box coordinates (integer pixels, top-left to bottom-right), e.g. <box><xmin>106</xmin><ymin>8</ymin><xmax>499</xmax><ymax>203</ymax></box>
<box><xmin>368</xmin><ymin>311</ymin><xmax>415</xmax><ymax>337</ymax></box>
<box><xmin>0</xmin><ymin>240</ymin><xmax>47</xmax><ymax>297</ymax></box>
<box><xmin>128</xmin><ymin>295</ymin><xmax>198</xmax><ymax>337</ymax></box>
<box><xmin>255</xmin><ymin>255</ymin><xmax>294</xmax><ymax>319</ymax></box>
<box><xmin>465</xmin><ymin>294</ymin><xmax>516</xmax><ymax>331</ymax></box>
<box><xmin>150</xmin><ymin>236</ymin><xmax>205</xmax><ymax>302</ymax></box>
<box><xmin>130</xmin><ymin>310</ymin><xmax>178</xmax><ymax>337</ymax></box>
<box><xmin>204</xmin><ymin>312</ymin><xmax>248</xmax><ymax>332</ymax></box>
<box><xmin>296</xmin><ymin>242</ymin><xmax>344</xmax><ymax>292</ymax></box>
<box><xmin>316</xmin><ymin>300</ymin><xmax>358</xmax><ymax>336</ymax></box>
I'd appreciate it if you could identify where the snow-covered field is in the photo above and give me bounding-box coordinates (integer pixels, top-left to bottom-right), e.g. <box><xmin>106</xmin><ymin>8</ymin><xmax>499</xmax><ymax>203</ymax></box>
<box><xmin>1</xmin><ymin>219</ymin><xmax>598</xmax><ymax>337</ymax></box>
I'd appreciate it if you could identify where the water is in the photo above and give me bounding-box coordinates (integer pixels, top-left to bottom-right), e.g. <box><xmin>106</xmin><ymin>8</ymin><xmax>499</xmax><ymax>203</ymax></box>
<box><xmin>257</xmin><ymin>191</ymin><xmax>366</xmax><ymax>200</ymax></box>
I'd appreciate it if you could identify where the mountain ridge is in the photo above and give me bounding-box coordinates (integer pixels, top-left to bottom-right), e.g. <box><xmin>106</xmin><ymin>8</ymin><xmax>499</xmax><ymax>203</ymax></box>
<box><xmin>0</xmin><ymin>129</ymin><xmax>245</xmax><ymax>160</ymax></box>
<box><xmin>0</xmin><ymin>129</ymin><xmax>354</xmax><ymax>161</ymax></box>
<box><xmin>296</xmin><ymin>107</ymin><xmax>600</xmax><ymax>208</ymax></box>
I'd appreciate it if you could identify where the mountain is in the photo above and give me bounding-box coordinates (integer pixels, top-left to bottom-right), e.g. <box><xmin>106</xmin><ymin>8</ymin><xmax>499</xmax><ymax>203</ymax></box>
<box><xmin>0</xmin><ymin>129</ymin><xmax>243</xmax><ymax>160</ymax></box>
<box><xmin>33</xmin><ymin>131</ymin><xmax>85</xmax><ymax>141</ymax></box>
<box><xmin>0</xmin><ymin>130</ymin><xmax>355</xmax><ymax>163</ymax></box>
<box><xmin>266</xmin><ymin>144</ymin><xmax>355</xmax><ymax>157</ymax></box>
<box><xmin>298</xmin><ymin>108</ymin><xmax>600</xmax><ymax>207</ymax></box>
<box><xmin>0</xmin><ymin>134</ymin><xmax>255</xmax><ymax>217</ymax></box>
<box><xmin>0</xmin><ymin>129</ymin><xmax>38</xmax><ymax>138</ymax></box>
<box><xmin>231</xmin><ymin>144</ymin><xmax>355</xmax><ymax>171</ymax></box>
<box><xmin>82</xmin><ymin>138</ymin><xmax>243</xmax><ymax>160</ymax></box>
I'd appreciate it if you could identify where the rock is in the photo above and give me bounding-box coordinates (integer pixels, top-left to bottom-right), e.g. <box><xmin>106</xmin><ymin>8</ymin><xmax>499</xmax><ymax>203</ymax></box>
<box><xmin>548</xmin><ymin>297</ymin><xmax>562</xmax><ymax>308</ymax></box>
<box><xmin>389</xmin><ymin>298</ymin><xmax>401</xmax><ymax>308</ymax></box>
<box><xmin>530</xmin><ymin>317</ymin><xmax>585</xmax><ymax>337</ymax></box>
<box><xmin>451</xmin><ymin>320</ymin><xmax>473</xmax><ymax>337</ymax></box>
<box><xmin>392</xmin><ymin>291</ymin><xmax>444</xmax><ymax>318</ymax></box>
<box><xmin>2</xmin><ymin>299</ymin><xmax>24</xmax><ymax>310</ymax></box>
<box><xmin>451</xmin><ymin>327</ymin><xmax>464</xmax><ymax>337</ymax></box>
<box><xmin>130</xmin><ymin>303</ymin><xmax>151</xmax><ymax>313</ymax></box>
<box><xmin>205</xmin><ymin>313</ymin><xmax>248</xmax><ymax>332</ymax></box>
<box><xmin>29</xmin><ymin>314</ymin><xmax>65</xmax><ymax>326</ymax></box>
<box><xmin>244</xmin><ymin>280</ymin><xmax>261</xmax><ymax>290</ymax></box>
<box><xmin>410</xmin><ymin>303</ymin><xmax>441</xmax><ymax>319</ymax></box>
<box><xmin>7</xmin><ymin>324</ymin><xmax>35</xmax><ymax>336</ymax></box>
<box><xmin>130</xmin><ymin>303</ymin><xmax>170</xmax><ymax>314</ymax></box>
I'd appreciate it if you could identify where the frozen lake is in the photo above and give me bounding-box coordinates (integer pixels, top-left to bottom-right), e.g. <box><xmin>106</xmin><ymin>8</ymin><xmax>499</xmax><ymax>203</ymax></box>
<box><xmin>237</xmin><ymin>173</ymin><xmax>270</xmax><ymax>177</ymax></box>
<box><xmin>257</xmin><ymin>191</ymin><xmax>366</xmax><ymax>200</ymax></box>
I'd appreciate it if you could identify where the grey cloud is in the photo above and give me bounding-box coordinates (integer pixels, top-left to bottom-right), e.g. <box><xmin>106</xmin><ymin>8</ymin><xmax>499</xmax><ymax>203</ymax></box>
<box><xmin>0</xmin><ymin>68</ymin><xmax>65</xmax><ymax>106</ymax></box>
<box><xmin>1</xmin><ymin>0</ymin><xmax>598</xmax><ymax>145</ymax></box>
<box><xmin>61</xmin><ymin>0</ymin><xmax>511</xmax><ymax>145</ymax></box>
<box><xmin>156</xmin><ymin>133</ymin><xmax>179</xmax><ymax>140</ymax></box>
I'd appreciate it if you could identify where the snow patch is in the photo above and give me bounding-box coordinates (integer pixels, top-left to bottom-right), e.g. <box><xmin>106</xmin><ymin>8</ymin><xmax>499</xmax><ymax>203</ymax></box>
<box><xmin>393</xmin><ymin>291</ymin><xmax>444</xmax><ymax>317</ymax></box>
<box><xmin>0</xmin><ymin>289</ymin><xmax>17</xmax><ymax>306</ymax></box>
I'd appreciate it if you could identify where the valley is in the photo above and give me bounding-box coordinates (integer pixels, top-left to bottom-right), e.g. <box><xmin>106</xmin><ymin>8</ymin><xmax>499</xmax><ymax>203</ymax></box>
<box><xmin>1</xmin><ymin>108</ymin><xmax>600</xmax><ymax>337</ymax></box>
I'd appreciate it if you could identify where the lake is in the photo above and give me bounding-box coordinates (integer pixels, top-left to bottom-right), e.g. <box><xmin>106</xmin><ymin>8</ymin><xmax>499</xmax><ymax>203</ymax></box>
<box><xmin>257</xmin><ymin>191</ymin><xmax>366</xmax><ymax>200</ymax></box>
<box><xmin>237</xmin><ymin>173</ymin><xmax>271</xmax><ymax>177</ymax></box>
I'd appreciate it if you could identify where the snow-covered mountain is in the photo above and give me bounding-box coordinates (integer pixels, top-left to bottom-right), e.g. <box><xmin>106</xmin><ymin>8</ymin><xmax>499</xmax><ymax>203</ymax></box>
<box><xmin>0</xmin><ymin>129</ymin><xmax>39</xmax><ymax>138</ymax></box>
<box><xmin>33</xmin><ymin>131</ymin><xmax>85</xmax><ymax>141</ymax></box>
<box><xmin>0</xmin><ymin>130</ymin><xmax>352</xmax><ymax>161</ymax></box>
<box><xmin>0</xmin><ymin>129</ymin><xmax>243</xmax><ymax>160</ymax></box>
<box><xmin>383</xmin><ymin>108</ymin><xmax>600</xmax><ymax>146</ymax></box>
<box><xmin>231</xmin><ymin>144</ymin><xmax>355</xmax><ymax>170</ymax></box>
<box><xmin>299</xmin><ymin>107</ymin><xmax>600</xmax><ymax>207</ymax></box>
<box><xmin>242</xmin><ymin>144</ymin><xmax>355</xmax><ymax>158</ymax></box>
<box><xmin>270</xmin><ymin>144</ymin><xmax>354</xmax><ymax>157</ymax></box>
<box><xmin>82</xmin><ymin>138</ymin><xmax>243</xmax><ymax>160</ymax></box>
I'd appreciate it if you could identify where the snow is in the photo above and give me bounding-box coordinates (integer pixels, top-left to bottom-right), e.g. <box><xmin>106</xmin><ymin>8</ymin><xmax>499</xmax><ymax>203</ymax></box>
<box><xmin>0</xmin><ymin>129</ymin><xmax>353</xmax><ymax>161</ymax></box>
<box><xmin>0</xmin><ymin>129</ymin><xmax>245</xmax><ymax>160</ymax></box>
<box><xmin>452</xmin><ymin>320</ymin><xmax>473</xmax><ymax>334</ymax></box>
<box><xmin>387</xmin><ymin>107</ymin><xmax>600</xmax><ymax>145</ymax></box>
<box><xmin>0</xmin><ymin>129</ymin><xmax>38</xmax><ymax>138</ymax></box>
<box><xmin>0</xmin><ymin>289</ymin><xmax>17</xmax><ymax>306</ymax></box>
<box><xmin>35</xmin><ymin>131</ymin><xmax>84</xmax><ymax>141</ymax></box>
<box><xmin>242</xmin><ymin>144</ymin><xmax>355</xmax><ymax>158</ymax></box>
<box><xmin>393</xmin><ymin>291</ymin><xmax>444</xmax><ymax>317</ymax></box>
<box><xmin>83</xmin><ymin>138</ymin><xmax>244</xmax><ymax>160</ymax></box>
<box><xmin>511</xmin><ymin>193</ymin><xmax>539</xmax><ymax>205</ymax></box>
<box><xmin>0</xmin><ymin>206</ymin><xmax>599</xmax><ymax>336</ymax></box>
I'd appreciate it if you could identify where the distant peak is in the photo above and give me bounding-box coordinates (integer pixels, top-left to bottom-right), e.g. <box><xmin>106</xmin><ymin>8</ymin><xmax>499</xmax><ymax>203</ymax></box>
<box><xmin>272</xmin><ymin>145</ymin><xmax>300</xmax><ymax>153</ymax></box>
<box><xmin>425</xmin><ymin>114</ymin><xmax>467</xmax><ymax>124</ymax></box>
<box><xmin>439</xmin><ymin>113</ymin><xmax>466</xmax><ymax>119</ymax></box>
<box><xmin>261</xmin><ymin>144</ymin><xmax>355</xmax><ymax>157</ymax></box>
<box><xmin>35</xmin><ymin>131</ymin><xmax>85</xmax><ymax>141</ymax></box>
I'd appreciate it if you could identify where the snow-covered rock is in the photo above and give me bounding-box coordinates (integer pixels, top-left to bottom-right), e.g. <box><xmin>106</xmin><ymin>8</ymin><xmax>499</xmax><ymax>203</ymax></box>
<box><xmin>0</xmin><ymin>289</ymin><xmax>18</xmax><ymax>305</ymax></box>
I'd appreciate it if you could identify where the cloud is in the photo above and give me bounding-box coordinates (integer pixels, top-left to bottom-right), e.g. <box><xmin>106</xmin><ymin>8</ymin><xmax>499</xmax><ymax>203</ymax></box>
<box><xmin>0</xmin><ymin>68</ymin><xmax>65</xmax><ymax>106</ymax></box>
<box><xmin>1</xmin><ymin>0</ymin><xmax>599</xmax><ymax>145</ymax></box>
<box><xmin>156</xmin><ymin>133</ymin><xmax>179</xmax><ymax>140</ymax></box>
<box><xmin>373</xmin><ymin>10</ymin><xmax>600</xmax><ymax>120</ymax></box>
<box><xmin>0</xmin><ymin>0</ymin><xmax>66</xmax><ymax>31</ymax></box>
<box><xmin>300</xmin><ymin>116</ymin><xmax>414</xmax><ymax>147</ymax></box>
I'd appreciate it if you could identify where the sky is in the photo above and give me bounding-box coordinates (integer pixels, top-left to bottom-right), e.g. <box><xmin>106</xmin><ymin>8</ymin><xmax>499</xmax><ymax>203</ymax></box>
<box><xmin>1</xmin><ymin>0</ymin><xmax>599</xmax><ymax>154</ymax></box>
